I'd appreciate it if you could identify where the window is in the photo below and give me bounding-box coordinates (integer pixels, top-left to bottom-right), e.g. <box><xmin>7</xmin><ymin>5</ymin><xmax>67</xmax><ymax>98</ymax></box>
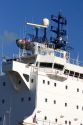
<box><xmin>44</xmin><ymin>116</ymin><xmax>47</xmax><ymax>120</ymax></box>
<box><xmin>0</xmin><ymin>117</ymin><xmax>2</xmax><ymax>122</ymax></box>
<box><xmin>40</xmin><ymin>62</ymin><xmax>52</xmax><ymax>68</ymax></box>
<box><xmin>47</xmin><ymin>81</ymin><xmax>50</xmax><ymax>85</ymax></box>
<box><xmin>54</xmin><ymin>100</ymin><xmax>56</xmax><ymax>104</ymax></box>
<box><xmin>64</xmin><ymin>69</ymin><xmax>69</xmax><ymax>75</ymax></box>
<box><xmin>54</xmin><ymin>63</ymin><xmax>64</xmax><ymax>70</ymax></box>
<box><xmin>18</xmin><ymin>80</ymin><xmax>21</xmax><ymax>84</ymax></box>
<box><xmin>79</xmin><ymin>74</ymin><xmax>83</xmax><ymax>79</ymax></box>
<box><xmin>23</xmin><ymin>74</ymin><xmax>29</xmax><ymax>82</ymax></box>
<box><xmin>69</xmin><ymin>71</ymin><xmax>74</xmax><ymax>76</ymax></box>
<box><xmin>77</xmin><ymin>88</ymin><xmax>79</xmax><ymax>92</ymax></box>
<box><xmin>28</xmin><ymin>97</ymin><xmax>31</xmax><ymax>101</ymax></box>
<box><xmin>65</xmin><ymin>120</ymin><xmax>67</xmax><ymax>124</ymax></box>
<box><xmin>65</xmin><ymin>85</ymin><xmax>68</xmax><ymax>90</ymax></box>
<box><xmin>45</xmin><ymin>98</ymin><xmax>47</xmax><ymax>102</ymax></box>
<box><xmin>82</xmin><ymin>107</ymin><xmax>83</xmax><ymax>110</ymax></box>
<box><xmin>74</xmin><ymin>72</ymin><xmax>79</xmax><ymax>78</ymax></box>
<box><xmin>55</xmin><ymin>118</ymin><xmax>58</xmax><ymax>122</ymax></box>
<box><xmin>3</xmin><ymin>82</ymin><xmax>6</xmax><ymax>86</ymax></box>
<box><xmin>76</xmin><ymin>105</ymin><xmax>79</xmax><ymax>109</ymax></box>
<box><xmin>43</xmin><ymin>80</ymin><xmax>45</xmax><ymax>84</ymax></box>
<box><xmin>69</xmin><ymin>121</ymin><xmax>71</xmax><ymax>125</ymax></box>
<box><xmin>54</xmin><ymin>83</ymin><xmax>56</xmax><ymax>87</ymax></box>
<box><xmin>65</xmin><ymin>103</ymin><xmax>67</xmax><ymax>107</ymax></box>
<box><xmin>31</xmin><ymin>79</ymin><xmax>33</xmax><ymax>83</ymax></box>
<box><xmin>2</xmin><ymin>99</ymin><xmax>5</xmax><ymax>104</ymax></box>
<box><xmin>21</xmin><ymin>97</ymin><xmax>24</xmax><ymax>102</ymax></box>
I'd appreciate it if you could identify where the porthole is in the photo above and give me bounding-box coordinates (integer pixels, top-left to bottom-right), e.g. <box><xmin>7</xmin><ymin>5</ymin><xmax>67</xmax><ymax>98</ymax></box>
<box><xmin>28</xmin><ymin>97</ymin><xmax>31</xmax><ymax>101</ymax></box>
<box><xmin>2</xmin><ymin>99</ymin><xmax>5</xmax><ymax>104</ymax></box>
<box><xmin>18</xmin><ymin>80</ymin><xmax>21</xmax><ymax>84</ymax></box>
<box><xmin>3</xmin><ymin>82</ymin><xmax>6</xmax><ymax>86</ymax></box>
<box><xmin>21</xmin><ymin>97</ymin><xmax>24</xmax><ymax>102</ymax></box>
<box><xmin>0</xmin><ymin>117</ymin><xmax>2</xmax><ymax>121</ymax></box>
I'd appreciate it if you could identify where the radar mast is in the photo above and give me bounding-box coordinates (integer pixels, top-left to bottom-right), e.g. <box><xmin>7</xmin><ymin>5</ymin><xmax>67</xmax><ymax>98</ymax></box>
<box><xmin>51</xmin><ymin>13</ymin><xmax>67</xmax><ymax>50</ymax></box>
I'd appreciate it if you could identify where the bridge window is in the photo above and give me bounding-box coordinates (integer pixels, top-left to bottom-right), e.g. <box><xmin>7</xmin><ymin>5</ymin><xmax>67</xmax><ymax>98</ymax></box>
<box><xmin>79</xmin><ymin>74</ymin><xmax>83</xmax><ymax>79</ymax></box>
<box><xmin>54</xmin><ymin>63</ymin><xmax>64</xmax><ymax>70</ymax></box>
<box><xmin>40</xmin><ymin>62</ymin><xmax>52</xmax><ymax>68</ymax></box>
<box><xmin>64</xmin><ymin>69</ymin><xmax>69</xmax><ymax>75</ymax></box>
<box><xmin>74</xmin><ymin>72</ymin><xmax>79</xmax><ymax>78</ymax></box>
<box><xmin>69</xmin><ymin>71</ymin><xmax>74</xmax><ymax>76</ymax></box>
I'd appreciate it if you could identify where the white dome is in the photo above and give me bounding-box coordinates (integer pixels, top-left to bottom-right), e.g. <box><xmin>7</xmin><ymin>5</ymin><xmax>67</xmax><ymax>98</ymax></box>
<box><xmin>42</xmin><ymin>18</ymin><xmax>49</xmax><ymax>27</ymax></box>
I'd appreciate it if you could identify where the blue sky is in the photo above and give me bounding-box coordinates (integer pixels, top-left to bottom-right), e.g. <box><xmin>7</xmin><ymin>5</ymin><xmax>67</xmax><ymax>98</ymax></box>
<box><xmin>0</xmin><ymin>0</ymin><xmax>83</xmax><ymax>64</ymax></box>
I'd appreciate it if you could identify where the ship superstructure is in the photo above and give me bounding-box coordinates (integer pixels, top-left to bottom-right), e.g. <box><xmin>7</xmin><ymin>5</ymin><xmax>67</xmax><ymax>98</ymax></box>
<box><xmin>0</xmin><ymin>14</ymin><xmax>83</xmax><ymax>125</ymax></box>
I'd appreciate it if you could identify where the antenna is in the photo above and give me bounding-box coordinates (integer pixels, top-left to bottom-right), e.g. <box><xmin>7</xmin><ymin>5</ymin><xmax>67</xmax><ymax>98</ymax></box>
<box><xmin>27</xmin><ymin>18</ymin><xmax>49</xmax><ymax>42</ymax></box>
<box><xmin>76</xmin><ymin>52</ymin><xmax>79</xmax><ymax>65</ymax></box>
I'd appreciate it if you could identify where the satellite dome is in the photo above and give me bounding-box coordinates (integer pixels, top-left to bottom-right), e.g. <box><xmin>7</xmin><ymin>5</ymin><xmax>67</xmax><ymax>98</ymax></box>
<box><xmin>42</xmin><ymin>18</ymin><xmax>49</xmax><ymax>27</ymax></box>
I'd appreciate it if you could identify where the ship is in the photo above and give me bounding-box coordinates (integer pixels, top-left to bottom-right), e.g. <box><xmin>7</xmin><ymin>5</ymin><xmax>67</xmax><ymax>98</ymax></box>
<box><xmin>0</xmin><ymin>13</ymin><xmax>83</xmax><ymax>125</ymax></box>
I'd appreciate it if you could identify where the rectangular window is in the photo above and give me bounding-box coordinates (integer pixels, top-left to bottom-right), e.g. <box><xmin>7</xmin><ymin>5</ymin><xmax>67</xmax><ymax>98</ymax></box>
<box><xmin>69</xmin><ymin>71</ymin><xmax>74</xmax><ymax>76</ymax></box>
<box><xmin>64</xmin><ymin>69</ymin><xmax>69</xmax><ymax>75</ymax></box>
<box><xmin>40</xmin><ymin>62</ymin><xmax>52</xmax><ymax>68</ymax></box>
<box><xmin>54</xmin><ymin>63</ymin><xmax>64</xmax><ymax>70</ymax></box>
<box><xmin>79</xmin><ymin>74</ymin><xmax>83</xmax><ymax>79</ymax></box>
<box><xmin>74</xmin><ymin>72</ymin><xmax>79</xmax><ymax>78</ymax></box>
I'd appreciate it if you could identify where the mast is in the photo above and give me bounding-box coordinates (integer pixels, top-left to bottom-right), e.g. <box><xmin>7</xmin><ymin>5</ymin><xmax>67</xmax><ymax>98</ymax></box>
<box><xmin>51</xmin><ymin>13</ymin><xmax>67</xmax><ymax>50</ymax></box>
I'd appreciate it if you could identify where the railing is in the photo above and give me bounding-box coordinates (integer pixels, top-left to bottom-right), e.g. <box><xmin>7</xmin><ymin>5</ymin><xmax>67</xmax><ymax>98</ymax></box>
<box><xmin>69</xmin><ymin>58</ymin><xmax>83</xmax><ymax>66</ymax></box>
<box><xmin>31</xmin><ymin>66</ymin><xmax>65</xmax><ymax>76</ymax></box>
<box><xmin>22</xmin><ymin>119</ymin><xmax>63</xmax><ymax>125</ymax></box>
